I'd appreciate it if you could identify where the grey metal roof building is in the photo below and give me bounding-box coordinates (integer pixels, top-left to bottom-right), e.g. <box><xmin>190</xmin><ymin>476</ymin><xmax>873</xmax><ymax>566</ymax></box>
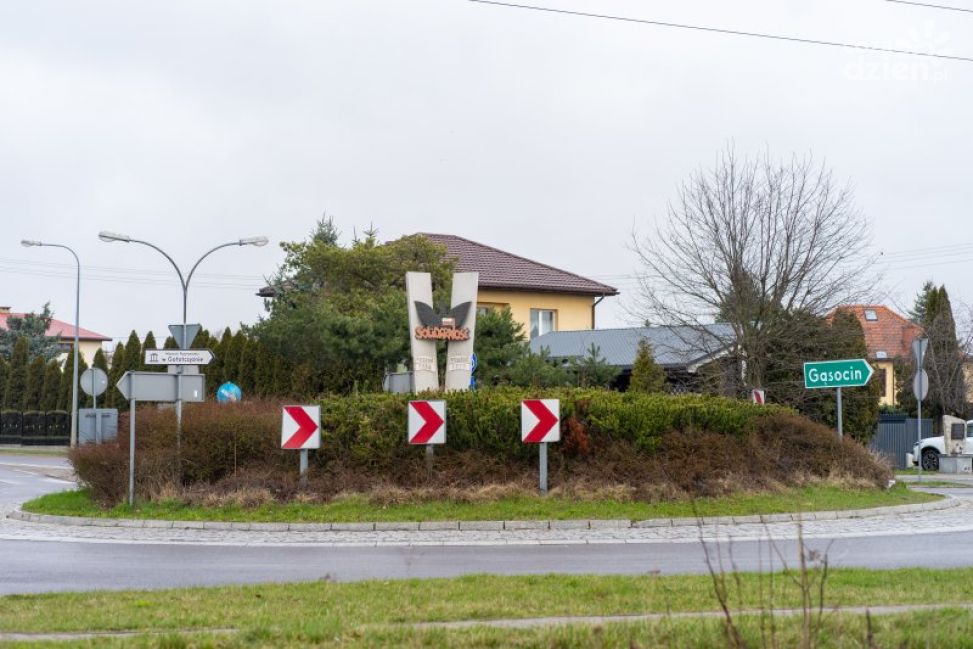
<box><xmin>530</xmin><ymin>323</ymin><xmax>735</xmax><ymax>372</ymax></box>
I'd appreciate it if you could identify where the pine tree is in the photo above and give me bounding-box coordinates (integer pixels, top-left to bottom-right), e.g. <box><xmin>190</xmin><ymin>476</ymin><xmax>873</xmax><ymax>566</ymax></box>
<box><xmin>221</xmin><ymin>332</ymin><xmax>244</xmax><ymax>387</ymax></box>
<box><xmin>628</xmin><ymin>339</ymin><xmax>667</xmax><ymax>393</ymax></box>
<box><xmin>237</xmin><ymin>338</ymin><xmax>256</xmax><ymax>396</ymax></box>
<box><xmin>253</xmin><ymin>344</ymin><xmax>273</xmax><ymax>397</ymax></box>
<box><xmin>123</xmin><ymin>331</ymin><xmax>142</xmax><ymax>374</ymax></box>
<box><xmin>90</xmin><ymin>349</ymin><xmax>109</xmax><ymax>407</ymax></box>
<box><xmin>24</xmin><ymin>356</ymin><xmax>46</xmax><ymax>411</ymax></box>
<box><xmin>106</xmin><ymin>342</ymin><xmax>127</xmax><ymax>409</ymax></box>
<box><xmin>271</xmin><ymin>355</ymin><xmax>289</xmax><ymax>397</ymax></box>
<box><xmin>40</xmin><ymin>360</ymin><xmax>62</xmax><ymax>411</ymax></box>
<box><xmin>569</xmin><ymin>344</ymin><xmax>619</xmax><ymax>388</ymax></box>
<box><xmin>4</xmin><ymin>337</ymin><xmax>29</xmax><ymax>410</ymax></box>
<box><xmin>0</xmin><ymin>357</ymin><xmax>7</xmax><ymax>406</ymax></box>
<box><xmin>57</xmin><ymin>351</ymin><xmax>89</xmax><ymax>411</ymax></box>
<box><xmin>141</xmin><ymin>332</ymin><xmax>158</xmax><ymax>371</ymax></box>
<box><xmin>163</xmin><ymin>335</ymin><xmax>178</xmax><ymax>349</ymax></box>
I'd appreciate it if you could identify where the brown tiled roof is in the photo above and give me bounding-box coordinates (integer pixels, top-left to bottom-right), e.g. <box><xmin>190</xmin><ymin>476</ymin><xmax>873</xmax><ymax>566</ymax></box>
<box><xmin>835</xmin><ymin>305</ymin><xmax>923</xmax><ymax>360</ymax></box>
<box><xmin>419</xmin><ymin>233</ymin><xmax>618</xmax><ymax>296</ymax></box>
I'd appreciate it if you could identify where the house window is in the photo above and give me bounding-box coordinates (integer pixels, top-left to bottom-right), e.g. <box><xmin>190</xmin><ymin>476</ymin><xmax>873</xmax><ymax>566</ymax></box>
<box><xmin>876</xmin><ymin>351</ymin><xmax>888</xmax><ymax>359</ymax></box>
<box><xmin>530</xmin><ymin>309</ymin><xmax>557</xmax><ymax>338</ymax></box>
<box><xmin>878</xmin><ymin>367</ymin><xmax>888</xmax><ymax>395</ymax></box>
<box><xmin>864</xmin><ymin>309</ymin><xmax>878</xmax><ymax>321</ymax></box>
<box><xmin>476</xmin><ymin>303</ymin><xmax>508</xmax><ymax>317</ymax></box>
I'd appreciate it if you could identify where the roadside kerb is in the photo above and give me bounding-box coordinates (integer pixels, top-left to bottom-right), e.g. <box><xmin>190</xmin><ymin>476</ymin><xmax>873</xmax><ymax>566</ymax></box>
<box><xmin>6</xmin><ymin>496</ymin><xmax>958</xmax><ymax>531</ymax></box>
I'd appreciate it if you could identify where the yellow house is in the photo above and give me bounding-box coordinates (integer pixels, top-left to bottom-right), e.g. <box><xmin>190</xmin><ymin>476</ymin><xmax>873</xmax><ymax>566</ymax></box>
<box><xmin>0</xmin><ymin>306</ymin><xmax>110</xmax><ymax>365</ymax></box>
<box><xmin>420</xmin><ymin>234</ymin><xmax>617</xmax><ymax>338</ymax></box>
<box><xmin>836</xmin><ymin>305</ymin><xmax>923</xmax><ymax>407</ymax></box>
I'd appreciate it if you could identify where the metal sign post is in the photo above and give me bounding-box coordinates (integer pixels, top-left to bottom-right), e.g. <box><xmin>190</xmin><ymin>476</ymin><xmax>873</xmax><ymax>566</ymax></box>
<box><xmin>538</xmin><ymin>442</ymin><xmax>549</xmax><ymax>495</ymax></box>
<box><xmin>914</xmin><ymin>338</ymin><xmax>929</xmax><ymax>483</ymax></box>
<box><xmin>117</xmin><ymin>371</ymin><xmax>206</xmax><ymax>506</ymax></box>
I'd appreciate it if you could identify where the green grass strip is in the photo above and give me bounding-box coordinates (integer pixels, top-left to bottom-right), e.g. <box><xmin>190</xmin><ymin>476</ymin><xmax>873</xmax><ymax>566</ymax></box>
<box><xmin>23</xmin><ymin>483</ymin><xmax>937</xmax><ymax>523</ymax></box>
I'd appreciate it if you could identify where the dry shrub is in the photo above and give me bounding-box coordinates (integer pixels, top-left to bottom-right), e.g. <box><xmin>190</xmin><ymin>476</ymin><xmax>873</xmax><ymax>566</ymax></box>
<box><xmin>69</xmin><ymin>400</ymin><xmax>891</xmax><ymax>508</ymax></box>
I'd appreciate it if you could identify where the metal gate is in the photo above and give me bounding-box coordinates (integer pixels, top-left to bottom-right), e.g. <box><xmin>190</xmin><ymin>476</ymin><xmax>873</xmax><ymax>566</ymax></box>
<box><xmin>871</xmin><ymin>416</ymin><xmax>933</xmax><ymax>469</ymax></box>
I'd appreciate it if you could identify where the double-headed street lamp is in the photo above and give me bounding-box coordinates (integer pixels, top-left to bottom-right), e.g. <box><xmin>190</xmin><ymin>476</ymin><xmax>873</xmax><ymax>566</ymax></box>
<box><xmin>97</xmin><ymin>231</ymin><xmax>268</xmax><ymax>456</ymax></box>
<box><xmin>21</xmin><ymin>240</ymin><xmax>81</xmax><ymax>448</ymax></box>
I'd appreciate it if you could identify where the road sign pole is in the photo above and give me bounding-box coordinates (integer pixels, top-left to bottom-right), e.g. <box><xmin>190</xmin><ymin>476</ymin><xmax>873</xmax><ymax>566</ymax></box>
<box><xmin>300</xmin><ymin>449</ymin><xmax>308</xmax><ymax>486</ymax></box>
<box><xmin>539</xmin><ymin>442</ymin><xmax>548</xmax><ymax>495</ymax></box>
<box><xmin>425</xmin><ymin>444</ymin><xmax>434</xmax><ymax>471</ymax></box>
<box><xmin>128</xmin><ymin>394</ymin><xmax>136</xmax><ymax>507</ymax></box>
<box><xmin>917</xmin><ymin>342</ymin><xmax>924</xmax><ymax>483</ymax></box>
<box><xmin>836</xmin><ymin>387</ymin><xmax>843</xmax><ymax>440</ymax></box>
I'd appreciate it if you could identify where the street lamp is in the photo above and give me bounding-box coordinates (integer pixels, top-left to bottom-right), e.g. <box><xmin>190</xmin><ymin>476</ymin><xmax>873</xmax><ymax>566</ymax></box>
<box><xmin>97</xmin><ymin>231</ymin><xmax>268</xmax><ymax>457</ymax></box>
<box><xmin>21</xmin><ymin>239</ymin><xmax>81</xmax><ymax>448</ymax></box>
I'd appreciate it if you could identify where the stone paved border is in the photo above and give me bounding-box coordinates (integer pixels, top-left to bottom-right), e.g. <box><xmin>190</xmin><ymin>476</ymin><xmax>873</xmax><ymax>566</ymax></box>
<box><xmin>6</xmin><ymin>496</ymin><xmax>957</xmax><ymax>532</ymax></box>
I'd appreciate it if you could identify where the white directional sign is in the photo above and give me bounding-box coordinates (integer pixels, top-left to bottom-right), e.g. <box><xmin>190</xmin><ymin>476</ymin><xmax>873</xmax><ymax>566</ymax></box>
<box><xmin>281</xmin><ymin>405</ymin><xmax>321</xmax><ymax>450</ymax></box>
<box><xmin>144</xmin><ymin>349</ymin><xmax>215</xmax><ymax>366</ymax></box>
<box><xmin>116</xmin><ymin>371</ymin><xmax>205</xmax><ymax>402</ymax></box>
<box><xmin>521</xmin><ymin>399</ymin><xmax>560</xmax><ymax>443</ymax></box>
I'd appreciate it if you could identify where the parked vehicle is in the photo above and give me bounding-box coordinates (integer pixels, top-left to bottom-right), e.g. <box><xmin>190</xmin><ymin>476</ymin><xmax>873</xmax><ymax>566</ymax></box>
<box><xmin>911</xmin><ymin>420</ymin><xmax>973</xmax><ymax>471</ymax></box>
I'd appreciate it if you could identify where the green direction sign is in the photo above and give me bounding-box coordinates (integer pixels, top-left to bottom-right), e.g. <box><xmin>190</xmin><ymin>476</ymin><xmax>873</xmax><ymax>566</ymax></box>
<box><xmin>803</xmin><ymin>359</ymin><xmax>874</xmax><ymax>389</ymax></box>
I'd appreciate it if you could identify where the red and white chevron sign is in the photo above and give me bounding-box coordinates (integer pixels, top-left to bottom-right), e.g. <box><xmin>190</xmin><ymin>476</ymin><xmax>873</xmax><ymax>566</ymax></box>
<box><xmin>281</xmin><ymin>405</ymin><xmax>321</xmax><ymax>450</ymax></box>
<box><xmin>408</xmin><ymin>400</ymin><xmax>446</xmax><ymax>445</ymax></box>
<box><xmin>521</xmin><ymin>399</ymin><xmax>560</xmax><ymax>443</ymax></box>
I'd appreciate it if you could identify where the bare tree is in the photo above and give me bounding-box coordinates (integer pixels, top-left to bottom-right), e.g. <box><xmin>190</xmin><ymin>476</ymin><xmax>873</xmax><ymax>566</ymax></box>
<box><xmin>633</xmin><ymin>147</ymin><xmax>875</xmax><ymax>390</ymax></box>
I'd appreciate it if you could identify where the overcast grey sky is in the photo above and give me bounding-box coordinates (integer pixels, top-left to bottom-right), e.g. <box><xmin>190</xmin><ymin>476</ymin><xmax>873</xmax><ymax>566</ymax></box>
<box><xmin>2</xmin><ymin>0</ymin><xmax>972</xmax><ymax>345</ymax></box>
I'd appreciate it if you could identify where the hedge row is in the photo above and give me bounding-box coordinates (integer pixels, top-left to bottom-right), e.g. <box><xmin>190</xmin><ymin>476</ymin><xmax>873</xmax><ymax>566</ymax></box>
<box><xmin>319</xmin><ymin>388</ymin><xmax>790</xmax><ymax>464</ymax></box>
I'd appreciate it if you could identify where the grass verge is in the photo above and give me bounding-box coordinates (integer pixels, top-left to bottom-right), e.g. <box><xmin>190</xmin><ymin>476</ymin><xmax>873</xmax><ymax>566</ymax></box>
<box><xmin>22</xmin><ymin>483</ymin><xmax>937</xmax><ymax>523</ymax></box>
<box><xmin>3</xmin><ymin>569</ymin><xmax>973</xmax><ymax>646</ymax></box>
<box><xmin>0</xmin><ymin>447</ymin><xmax>67</xmax><ymax>457</ymax></box>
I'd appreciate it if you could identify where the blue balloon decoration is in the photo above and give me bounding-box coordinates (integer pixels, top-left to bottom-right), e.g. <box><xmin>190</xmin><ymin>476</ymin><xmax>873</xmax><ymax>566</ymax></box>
<box><xmin>216</xmin><ymin>382</ymin><xmax>242</xmax><ymax>403</ymax></box>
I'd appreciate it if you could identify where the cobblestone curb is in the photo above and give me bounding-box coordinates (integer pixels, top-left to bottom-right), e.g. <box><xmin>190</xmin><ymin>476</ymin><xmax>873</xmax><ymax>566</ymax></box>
<box><xmin>6</xmin><ymin>496</ymin><xmax>957</xmax><ymax>532</ymax></box>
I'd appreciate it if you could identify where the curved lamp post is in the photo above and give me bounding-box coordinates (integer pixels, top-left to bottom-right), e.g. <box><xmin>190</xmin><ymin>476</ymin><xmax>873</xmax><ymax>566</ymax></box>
<box><xmin>21</xmin><ymin>240</ymin><xmax>81</xmax><ymax>448</ymax></box>
<box><xmin>97</xmin><ymin>232</ymin><xmax>268</xmax><ymax>456</ymax></box>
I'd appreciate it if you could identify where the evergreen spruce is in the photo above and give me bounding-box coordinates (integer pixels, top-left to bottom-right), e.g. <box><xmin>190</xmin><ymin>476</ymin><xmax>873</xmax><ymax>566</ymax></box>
<box><xmin>91</xmin><ymin>349</ymin><xmax>109</xmax><ymax>407</ymax></box>
<box><xmin>237</xmin><ymin>338</ymin><xmax>256</xmax><ymax>395</ymax></box>
<box><xmin>4</xmin><ymin>337</ymin><xmax>29</xmax><ymax>410</ymax></box>
<box><xmin>141</xmin><ymin>332</ymin><xmax>158</xmax><ymax>371</ymax></box>
<box><xmin>57</xmin><ymin>352</ymin><xmax>89</xmax><ymax>411</ymax></box>
<box><xmin>628</xmin><ymin>339</ymin><xmax>667</xmax><ymax>393</ymax></box>
<box><xmin>123</xmin><ymin>331</ymin><xmax>142</xmax><ymax>374</ymax></box>
<box><xmin>40</xmin><ymin>360</ymin><xmax>62</xmax><ymax>411</ymax></box>
<box><xmin>221</xmin><ymin>332</ymin><xmax>244</xmax><ymax>387</ymax></box>
<box><xmin>163</xmin><ymin>336</ymin><xmax>179</xmax><ymax>349</ymax></box>
<box><xmin>106</xmin><ymin>342</ymin><xmax>127</xmax><ymax>409</ymax></box>
<box><xmin>271</xmin><ymin>355</ymin><xmax>289</xmax><ymax>397</ymax></box>
<box><xmin>0</xmin><ymin>357</ymin><xmax>7</xmax><ymax>405</ymax></box>
<box><xmin>253</xmin><ymin>344</ymin><xmax>273</xmax><ymax>397</ymax></box>
<box><xmin>569</xmin><ymin>344</ymin><xmax>619</xmax><ymax>388</ymax></box>
<box><xmin>24</xmin><ymin>356</ymin><xmax>46</xmax><ymax>411</ymax></box>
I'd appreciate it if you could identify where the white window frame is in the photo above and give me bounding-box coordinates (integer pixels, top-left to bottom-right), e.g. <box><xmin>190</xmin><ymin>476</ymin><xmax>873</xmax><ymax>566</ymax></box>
<box><xmin>530</xmin><ymin>308</ymin><xmax>557</xmax><ymax>338</ymax></box>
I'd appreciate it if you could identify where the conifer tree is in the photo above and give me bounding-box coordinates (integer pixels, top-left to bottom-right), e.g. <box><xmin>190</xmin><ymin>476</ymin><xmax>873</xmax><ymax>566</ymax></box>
<box><xmin>0</xmin><ymin>357</ymin><xmax>7</xmax><ymax>406</ymax></box>
<box><xmin>271</xmin><ymin>355</ymin><xmax>289</xmax><ymax>397</ymax></box>
<box><xmin>253</xmin><ymin>344</ymin><xmax>274</xmax><ymax>396</ymax></box>
<box><xmin>24</xmin><ymin>356</ymin><xmax>46</xmax><ymax>411</ymax></box>
<box><xmin>123</xmin><ymin>331</ymin><xmax>142</xmax><ymax>374</ymax></box>
<box><xmin>57</xmin><ymin>351</ymin><xmax>88</xmax><ymax>411</ymax></box>
<box><xmin>40</xmin><ymin>360</ymin><xmax>62</xmax><ymax>411</ymax></box>
<box><xmin>90</xmin><ymin>349</ymin><xmax>109</xmax><ymax>407</ymax></box>
<box><xmin>4</xmin><ymin>337</ymin><xmax>29</xmax><ymax>410</ymax></box>
<box><xmin>221</xmin><ymin>332</ymin><xmax>244</xmax><ymax>386</ymax></box>
<box><xmin>163</xmin><ymin>335</ymin><xmax>178</xmax><ymax>349</ymax></box>
<box><xmin>628</xmin><ymin>339</ymin><xmax>667</xmax><ymax>393</ymax></box>
<box><xmin>141</xmin><ymin>332</ymin><xmax>158</xmax><ymax>371</ymax></box>
<box><xmin>237</xmin><ymin>338</ymin><xmax>256</xmax><ymax>395</ymax></box>
<box><xmin>106</xmin><ymin>342</ymin><xmax>127</xmax><ymax>409</ymax></box>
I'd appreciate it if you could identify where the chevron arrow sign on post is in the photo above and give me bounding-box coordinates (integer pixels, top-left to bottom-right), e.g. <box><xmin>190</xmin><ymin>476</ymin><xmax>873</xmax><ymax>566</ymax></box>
<box><xmin>281</xmin><ymin>405</ymin><xmax>321</xmax><ymax>450</ymax></box>
<box><xmin>408</xmin><ymin>400</ymin><xmax>446</xmax><ymax>445</ymax></box>
<box><xmin>522</xmin><ymin>399</ymin><xmax>560</xmax><ymax>443</ymax></box>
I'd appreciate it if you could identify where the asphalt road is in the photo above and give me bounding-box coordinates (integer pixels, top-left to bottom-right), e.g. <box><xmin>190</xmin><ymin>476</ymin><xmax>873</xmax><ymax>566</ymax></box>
<box><xmin>2</xmin><ymin>452</ymin><xmax>972</xmax><ymax>594</ymax></box>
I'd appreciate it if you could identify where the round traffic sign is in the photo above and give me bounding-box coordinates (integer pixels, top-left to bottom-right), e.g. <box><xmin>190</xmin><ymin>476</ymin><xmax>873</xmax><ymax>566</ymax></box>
<box><xmin>913</xmin><ymin>369</ymin><xmax>929</xmax><ymax>402</ymax></box>
<box><xmin>79</xmin><ymin>367</ymin><xmax>108</xmax><ymax>397</ymax></box>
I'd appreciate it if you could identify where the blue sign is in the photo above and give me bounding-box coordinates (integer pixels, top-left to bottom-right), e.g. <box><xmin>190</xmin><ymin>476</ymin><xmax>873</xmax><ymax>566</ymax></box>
<box><xmin>216</xmin><ymin>382</ymin><xmax>242</xmax><ymax>403</ymax></box>
<box><xmin>471</xmin><ymin>353</ymin><xmax>478</xmax><ymax>372</ymax></box>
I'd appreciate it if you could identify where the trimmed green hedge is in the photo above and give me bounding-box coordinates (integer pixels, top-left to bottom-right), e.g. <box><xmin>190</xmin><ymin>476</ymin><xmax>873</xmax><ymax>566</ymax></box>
<box><xmin>318</xmin><ymin>388</ymin><xmax>790</xmax><ymax>465</ymax></box>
